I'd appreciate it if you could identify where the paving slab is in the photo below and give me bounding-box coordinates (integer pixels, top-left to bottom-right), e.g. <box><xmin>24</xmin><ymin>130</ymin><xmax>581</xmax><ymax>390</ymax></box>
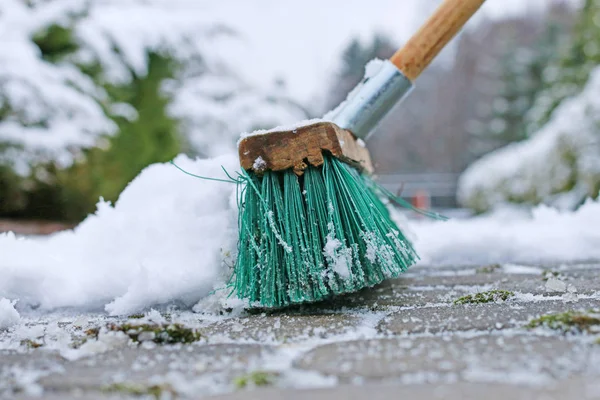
<box><xmin>36</xmin><ymin>344</ymin><xmax>272</xmax><ymax>392</ymax></box>
<box><xmin>202</xmin><ymin>313</ymin><xmax>360</xmax><ymax>341</ymax></box>
<box><xmin>295</xmin><ymin>335</ymin><xmax>600</xmax><ymax>381</ymax></box>
<box><xmin>379</xmin><ymin>299</ymin><xmax>600</xmax><ymax>334</ymax></box>
<box><xmin>398</xmin><ymin>273</ymin><xmax>536</xmax><ymax>288</ymax></box>
<box><xmin>2</xmin><ymin>261</ymin><xmax>599</xmax><ymax>399</ymax></box>
<box><xmin>207</xmin><ymin>379</ymin><xmax>600</xmax><ymax>400</ymax></box>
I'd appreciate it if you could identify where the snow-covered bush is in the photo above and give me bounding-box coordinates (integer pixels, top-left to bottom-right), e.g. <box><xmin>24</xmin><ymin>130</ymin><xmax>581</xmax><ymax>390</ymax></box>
<box><xmin>458</xmin><ymin>67</ymin><xmax>600</xmax><ymax>212</ymax></box>
<box><xmin>0</xmin><ymin>0</ymin><xmax>303</xmax><ymax>163</ymax></box>
<box><xmin>0</xmin><ymin>0</ymin><xmax>305</xmax><ymax>219</ymax></box>
<box><xmin>0</xmin><ymin>0</ymin><xmax>113</xmax><ymax>171</ymax></box>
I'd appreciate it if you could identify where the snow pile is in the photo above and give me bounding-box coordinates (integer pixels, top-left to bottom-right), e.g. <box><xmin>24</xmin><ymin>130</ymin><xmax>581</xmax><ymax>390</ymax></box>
<box><xmin>458</xmin><ymin>67</ymin><xmax>600</xmax><ymax>213</ymax></box>
<box><xmin>1</xmin><ymin>155</ymin><xmax>599</xmax><ymax>315</ymax></box>
<box><xmin>0</xmin><ymin>0</ymin><xmax>303</xmax><ymax>170</ymax></box>
<box><xmin>0</xmin><ymin>155</ymin><xmax>238</xmax><ymax>315</ymax></box>
<box><xmin>413</xmin><ymin>198</ymin><xmax>600</xmax><ymax>266</ymax></box>
<box><xmin>0</xmin><ymin>298</ymin><xmax>20</xmax><ymax>330</ymax></box>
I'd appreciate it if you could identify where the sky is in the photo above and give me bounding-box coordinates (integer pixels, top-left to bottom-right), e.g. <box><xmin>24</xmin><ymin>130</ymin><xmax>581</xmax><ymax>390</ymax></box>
<box><xmin>202</xmin><ymin>0</ymin><xmax>577</xmax><ymax>105</ymax></box>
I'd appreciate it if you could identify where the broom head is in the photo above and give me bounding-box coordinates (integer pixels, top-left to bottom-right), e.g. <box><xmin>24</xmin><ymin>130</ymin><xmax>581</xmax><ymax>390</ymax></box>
<box><xmin>234</xmin><ymin>122</ymin><xmax>419</xmax><ymax>308</ymax></box>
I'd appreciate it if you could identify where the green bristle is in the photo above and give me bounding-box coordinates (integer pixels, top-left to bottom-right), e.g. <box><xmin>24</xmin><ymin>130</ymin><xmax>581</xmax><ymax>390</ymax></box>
<box><xmin>233</xmin><ymin>155</ymin><xmax>436</xmax><ymax>308</ymax></box>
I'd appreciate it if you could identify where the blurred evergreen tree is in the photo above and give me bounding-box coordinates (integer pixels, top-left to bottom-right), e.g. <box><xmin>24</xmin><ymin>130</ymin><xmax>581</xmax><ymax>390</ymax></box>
<box><xmin>527</xmin><ymin>0</ymin><xmax>600</xmax><ymax>133</ymax></box>
<box><xmin>56</xmin><ymin>53</ymin><xmax>182</xmax><ymax>221</ymax></box>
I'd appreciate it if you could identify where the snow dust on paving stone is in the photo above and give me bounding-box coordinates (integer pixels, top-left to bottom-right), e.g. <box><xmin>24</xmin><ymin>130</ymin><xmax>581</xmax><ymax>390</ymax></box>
<box><xmin>0</xmin><ymin>263</ymin><xmax>599</xmax><ymax>398</ymax></box>
<box><xmin>0</xmin><ymin>351</ymin><xmax>66</xmax><ymax>397</ymax></box>
<box><xmin>295</xmin><ymin>335</ymin><xmax>600</xmax><ymax>384</ymax></box>
<box><xmin>202</xmin><ymin>314</ymin><xmax>361</xmax><ymax>342</ymax></box>
<box><xmin>38</xmin><ymin>344</ymin><xmax>274</xmax><ymax>394</ymax></box>
<box><xmin>0</xmin><ymin>308</ymin><xmax>381</xmax><ymax>397</ymax></box>
<box><xmin>378</xmin><ymin>299</ymin><xmax>600</xmax><ymax>334</ymax></box>
<box><xmin>193</xmin><ymin>379</ymin><xmax>600</xmax><ymax>400</ymax></box>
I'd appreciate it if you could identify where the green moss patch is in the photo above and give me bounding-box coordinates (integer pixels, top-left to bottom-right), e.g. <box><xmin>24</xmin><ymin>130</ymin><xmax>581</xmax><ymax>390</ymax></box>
<box><xmin>454</xmin><ymin>290</ymin><xmax>515</xmax><ymax>305</ymax></box>
<box><xmin>526</xmin><ymin>311</ymin><xmax>600</xmax><ymax>334</ymax></box>
<box><xmin>107</xmin><ymin>322</ymin><xmax>202</xmax><ymax>344</ymax></box>
<box><xmin>234</xmin><ymin>371</ymin><xmax>278</xmax><ymax>389</ymax></box>
<box><xmin>103</xmin><ymin>382</ymin><xmax>175</xmax><ymax>399</ymax></box>
<box><xmin>476</xmin><ymin>264</ymin><xmax>501</xmax><ymax>274</ymax></box>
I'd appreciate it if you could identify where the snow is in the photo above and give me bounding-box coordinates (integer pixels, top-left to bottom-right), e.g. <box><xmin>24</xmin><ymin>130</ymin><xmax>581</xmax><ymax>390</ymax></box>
<box><xmin>323</xmin><ymin>238</ymin><xmax>351</xmax><ymax>279</ymax></box>
<box><xmin>0</xmin><ymin>298</ymin><xmax>20</xmax><ymax>330</ymax></box>
<box><xmin>458</xmin><ymin>67</ymin><xmax>600</xmax><ymax>212</ymax></box>
<box><xmin>364</xmin><ymin>58</ymin><xmax>386</xmax><ymax>80</ymax></box>
<box><xmin>1</xmin><ymin>155</ymin><xmax>600</xmax><ymax>314</ymax></box>
<box><xmin>0</xmin><ymin>154</ymin><xmax>238</xmax><ymax>316</ymax></box>
<box><xmin>62</xmin><ymin>329</ymin><xmax>131</xmax><ymax>361</ymax></box>
<box><xmin>412</xmin><ymin>198</ymin><xmax>600</xmax><ymax>266</ymax></box>
<box><xmin>239</xmin><ymin>118</ymin><xmax>327</xmax><ymax>140</ymax></box>
<box><xmin>545</xmin><ymin>278</ymin><xmax>568</xmax><ymax>293</ymax></box>
<box><xmin>252</xmin><ymin>156</ymin><xmax>267</xmax><ymax>171</ymax></box>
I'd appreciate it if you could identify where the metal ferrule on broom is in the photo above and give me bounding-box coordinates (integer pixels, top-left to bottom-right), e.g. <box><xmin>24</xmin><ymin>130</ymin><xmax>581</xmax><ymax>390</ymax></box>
<box><xmin>331</xmin><ymin>61</ymin><xmax>413</xmax><ymax>140</ymax></box>
<box><xmin>332</xmin><ymin>0</ymin><xmax>486</xmax><ymax>140</ymax></box>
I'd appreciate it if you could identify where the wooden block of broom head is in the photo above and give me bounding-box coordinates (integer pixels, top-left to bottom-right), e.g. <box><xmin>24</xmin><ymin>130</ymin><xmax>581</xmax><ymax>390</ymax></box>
<box><xmin>238</xmin><ymin>122</ymin><xmax>374</xmax><ymax>176</ymax></box>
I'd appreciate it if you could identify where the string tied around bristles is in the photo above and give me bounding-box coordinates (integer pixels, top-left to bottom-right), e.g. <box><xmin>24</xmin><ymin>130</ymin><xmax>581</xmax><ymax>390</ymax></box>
<box><xmin>169</xmin><ymin>160</ymin><xmax>242</xmax><ymax>184</ymax></box>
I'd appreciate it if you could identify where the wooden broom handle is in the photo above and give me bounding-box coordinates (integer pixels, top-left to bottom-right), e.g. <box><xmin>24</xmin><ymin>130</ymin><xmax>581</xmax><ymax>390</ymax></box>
<box><xmin>390</xmin><ymin>0</ymin><xmax>485</xmax><ymax>81</ymax></box>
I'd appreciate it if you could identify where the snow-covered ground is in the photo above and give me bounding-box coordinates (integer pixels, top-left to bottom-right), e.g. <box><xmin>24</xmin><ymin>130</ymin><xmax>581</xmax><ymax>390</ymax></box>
<box><xmin>413</xmin><ymin>200</ymin><xmax>600</xmax><ymax>265</ymax></box>
<box><xmin>0</xmin><ymin>0</ymin><xmax>595</xmax><ymax>329</ymax></box>
<box><xmin>1</xmin><ymin>154</ymin><xmax>599</xmax><ymax>318</ymax></box>
<box><xmin>1</xmin><ymin>2</ymin><xmax>596</xmax><ymax>397</ymax></box>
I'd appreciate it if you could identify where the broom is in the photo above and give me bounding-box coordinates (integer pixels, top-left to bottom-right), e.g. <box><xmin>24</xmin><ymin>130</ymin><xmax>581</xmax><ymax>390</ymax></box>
<box><xmin>232</xmin><ymin>0</ymin><xmax>486</xmax><ymax>308</ymax></box>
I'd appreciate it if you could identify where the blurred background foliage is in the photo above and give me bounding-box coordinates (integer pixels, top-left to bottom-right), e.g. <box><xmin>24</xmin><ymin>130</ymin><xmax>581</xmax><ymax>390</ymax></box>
<box><xmin>457</xmin><ymin>0</ymin><xmax>600</xmax><ymax>212</ymax></box>
<box><xmin>0</xmin><ymin>0</ymin><xmax>304</xmax><ymax>222</ymax></box>
<box><xmin>1</xmin><ymin>22</ymin><xmax>182</xmax><ymax>221</ymax></box>
<box><xmin>527</xmin><ymin>0</ymin><xmax>600</xmax><ymax>132</ymax></box>
<box><xmin>0</xmin><ymin>0</ymin><xmax>598</xmax><ymax>222</ymax></box>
